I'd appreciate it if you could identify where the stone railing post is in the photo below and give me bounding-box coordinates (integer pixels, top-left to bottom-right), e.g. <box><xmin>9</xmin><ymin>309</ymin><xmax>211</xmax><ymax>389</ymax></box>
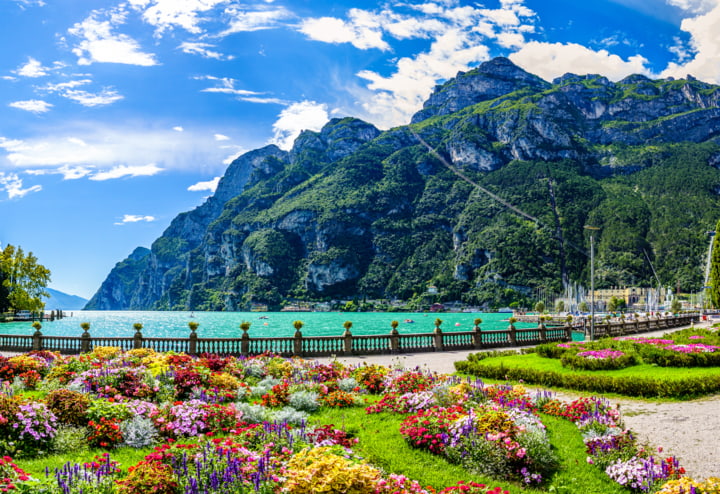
<box><xmin>472</xmin><ymin>318</ymin><xmax>483</xmax><ymax>349</ymax></box>
<box><xmin>433</xmin><ymin>318</ymin><xmax>444</xmax><ymax>351</ymax></box>
<box><xmin>31</xmin><ymin>321</ymin><xmax>42</xmax><ymax>352</ymax></box>
<box><xmin>508</xmin><ymin>318</ymin><xmax>517</xmax><ymax>346</ymax></box>
<box><xmin>538</xmin><ymin>317</ymin><xmax>547</xmax><ymax>343</ymax></box>
<box><xmin>343</xmin><ymin>321</ymin><xmax>353</xmax><ymax>355</ymax></box>
<box><xmin>80</xmin><ymin>322</ymin><xmax>91</xmax><ymax>353</ymax></box>
<box><xmin>292</xmin><ymin>320</ymin><xmax>304</xmax><ymax>356</ymax></box>
<box><xmin>134</xmin><ymin>323</ymin><xmax>144</xmax><ymax>350</ymax></box>
<box><xmin>390</xmin><ymin>320</ymin><xmax>400</xmax><ymax>352</ymax></box>
<box><xmin>189</xmin><ymin>330</ymin><xmax>197</xmax><ymax>355</ymax></box>
<box><xmin>294</xmin><ymin>328</ymin><xmax>303</xmax><ymax>356</ymax></box>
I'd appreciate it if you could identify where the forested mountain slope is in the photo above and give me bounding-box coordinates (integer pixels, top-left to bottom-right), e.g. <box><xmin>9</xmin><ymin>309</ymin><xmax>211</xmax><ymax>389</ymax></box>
<box><xmin>86</xmin><ymin>57</ymin><xmax>720</xmax><ymax>310</ymax></box>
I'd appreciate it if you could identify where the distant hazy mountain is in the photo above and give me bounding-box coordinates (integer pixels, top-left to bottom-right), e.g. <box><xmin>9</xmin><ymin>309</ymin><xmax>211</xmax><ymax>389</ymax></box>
<box><xmin>44</xmin><ymin>288</ymin><xmax>88</xmax><ymax>311</ymax></box>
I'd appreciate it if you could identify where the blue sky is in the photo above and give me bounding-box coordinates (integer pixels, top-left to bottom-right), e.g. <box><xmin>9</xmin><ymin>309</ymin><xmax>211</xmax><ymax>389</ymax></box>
<box><xmin>1</xmin><ymin>0</ymin><xmax>718</xmax><ymax>300</ymax></box>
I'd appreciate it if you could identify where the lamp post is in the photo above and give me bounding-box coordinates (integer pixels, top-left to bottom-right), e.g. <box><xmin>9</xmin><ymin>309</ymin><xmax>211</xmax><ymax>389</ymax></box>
<box><xmin>585</xmin><ymin>225</ymin><xmax>600</xmax><ymax>341</ymax></box>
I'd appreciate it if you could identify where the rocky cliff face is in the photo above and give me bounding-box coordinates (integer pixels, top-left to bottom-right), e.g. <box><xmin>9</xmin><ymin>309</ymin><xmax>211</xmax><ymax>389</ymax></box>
<box><xmin>86</xmin><ymin>58</ymin><xmax>720</xmax><ymax>310</ymax></box>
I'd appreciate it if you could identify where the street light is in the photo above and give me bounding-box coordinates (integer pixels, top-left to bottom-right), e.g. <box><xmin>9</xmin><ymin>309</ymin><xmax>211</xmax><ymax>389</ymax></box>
<box><xmin>584</xmin><ymin>225</ymin><xmax>600</xmax><ymax>341</ymax></box>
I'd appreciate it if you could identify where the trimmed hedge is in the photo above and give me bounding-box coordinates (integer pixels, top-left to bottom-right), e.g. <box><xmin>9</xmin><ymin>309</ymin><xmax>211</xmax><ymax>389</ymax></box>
<box><xmin>453</xmin><ymin>359</ymin><xmax>720</xmax><ymax>399</ymax></box>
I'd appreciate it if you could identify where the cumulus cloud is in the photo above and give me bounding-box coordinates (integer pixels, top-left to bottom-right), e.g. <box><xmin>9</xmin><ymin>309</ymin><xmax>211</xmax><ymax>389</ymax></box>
<box><xmin>0</xmin><ymin>172</ymin><xmax>42</xmax><ymax>200</ymax></box>
<box><xmin>9</xmin><ymin>100</ymin><xmax>53</xmax><ymax>113</ymax></box>
<box><xmin>509</xmin><ymin>41</ymin><xmax>652</xmax><ymax>82</ymax></box>
<box><xmin>90</xmin><ymin>163</ymin><xmax>164</xmax><ymax>181</ymax></box>
<box><xmin>68</xmin><ymin>9</ymin><xmax>157</xmax><ymax>66</ymax></box>
<box><xmin>131</xmin><ymin>0</ymin><xmax>228</xmax><ymax>35</ymax></box>
<box><xmin>173</xmin><ymin>126</ymin><xmax>184</xmax><ymax>132</ymax></box>
<box><xmin>269</xmin><ymin>101</ymin><xmax>329</xmax><ymax>150</ymax></box>
<box><xmin>114</xmin><ymin>214</ymin><xmax>156</xmax><ymax>225</ymax></box>
<box><xmin>14</xmin><ymin>57</ymin><xmax>50</xmax><ymax>77</ymax></box>
<box><xmin>306</xmin><ymin>1</ymin><xmax>537</xmax><ymax>128</ymax></box>
<box><xmin>188</xmin><ymin>176</ymin><xmax>220</xmax><ymax>192</ymax></box>
<box><xmin>214</xmin><ymin>134</ymin><xmax>229</xmax><ymax>141</ymax></box>
<box><xmin>300</xmin><ymin>10</ymin><xmax>390</xmax><ymax>50</ymax></box>
<box><xmin>661</xmin><ymin>3</ymin><xmax>720</xmax><ymax>83</ymax></box>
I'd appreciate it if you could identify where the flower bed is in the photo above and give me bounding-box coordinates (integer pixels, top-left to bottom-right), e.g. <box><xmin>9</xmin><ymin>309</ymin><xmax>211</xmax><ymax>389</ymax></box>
<box><xmin>0</xmin><ymin>346</ymin><xmax>709</xmax><ymax>493</ymax></box>
<box><xmin>561</xmin><ymin>349</ymin><xmax>638</xmax><ymax>371</ymax></box>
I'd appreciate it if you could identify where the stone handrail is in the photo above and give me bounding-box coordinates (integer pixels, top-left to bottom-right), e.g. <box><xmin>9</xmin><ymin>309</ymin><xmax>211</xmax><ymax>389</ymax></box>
<box><xmin>0</xmin><ymin>313</ymin><xmax>700</xmax><ymax>357</ymax></box>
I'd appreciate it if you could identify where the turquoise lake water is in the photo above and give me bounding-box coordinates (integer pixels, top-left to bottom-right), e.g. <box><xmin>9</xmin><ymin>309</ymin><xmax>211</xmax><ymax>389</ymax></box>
<box><xmin>0</xmin><ymin>311</ymin><xmax>536</xmax><ymax>339</ymax></box>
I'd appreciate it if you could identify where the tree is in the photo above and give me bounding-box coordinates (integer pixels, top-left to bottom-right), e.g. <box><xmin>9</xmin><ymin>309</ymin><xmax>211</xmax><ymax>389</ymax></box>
<box><xmin>534</xmin><ymin>300</ymin><xmax>545</xmax><ymax>314</ymax></box>
<box><xmin>555</xmin><ymin>300</ymin><xmax>565</xmax><ymax>313</ymax></box>
<box><xmin>0</xmin><ymin>244</ymin><xmax>51</xmax><ymax>313</ymax></box>
<box><xmin>709</xmin><ymin>221</ymin><xmax>720</xmax><ymax>308</ymax></box>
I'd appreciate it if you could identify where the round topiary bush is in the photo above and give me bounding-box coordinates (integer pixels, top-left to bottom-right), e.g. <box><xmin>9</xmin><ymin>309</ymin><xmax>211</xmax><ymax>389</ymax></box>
<box><xmin>46</xmin><ymin>389</ymin><xmax>91</xmax><ymax>427</ymax></box>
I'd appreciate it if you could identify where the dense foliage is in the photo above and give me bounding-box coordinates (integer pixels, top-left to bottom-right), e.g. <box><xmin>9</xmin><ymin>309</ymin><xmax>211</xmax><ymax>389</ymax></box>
<box><xmin>86</xmin><ymin>61</ymin><xmax>720</xmax><ymax>311</ymax></box>
<box><xmin>0</xmin><ymin>244</ymin><xmax>51</xmax><ymax>314</ymax></box>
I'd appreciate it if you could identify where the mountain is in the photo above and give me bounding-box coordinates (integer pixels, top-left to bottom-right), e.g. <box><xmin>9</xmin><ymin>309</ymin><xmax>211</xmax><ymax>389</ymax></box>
<box><xmin>85</xmin><ymin>57</ymin><xmax>720</xmax><ymax>311</ymax></box>
<box><xmin>44</xmin><ymin>288</ymin><xmax>88</xmax><ymax>311</ymax></box>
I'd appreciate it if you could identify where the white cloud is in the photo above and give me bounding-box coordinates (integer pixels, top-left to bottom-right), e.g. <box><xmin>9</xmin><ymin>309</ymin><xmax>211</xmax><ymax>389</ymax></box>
<box><xmin>41</xmin><ymin>79</ymin><xmax>93</xmax><ymax>91</ymax></box>
<box><xmin>188</xmin><ymin>176</ymin><xmax>220</xmax><ymax>192</ymax></box>
<box><xmin>132</xmin><ymin>0</ymin><xmax>228</xmax><ymax>35</ymax></box>
<box><xmin>90</xmin><ymin>163</ymin><xmax>164</xmax><ymax>181</ymax></box>
<box><xmin>115</xmin><ymin>214</ymin><xmax>156</xmax><ymax>225</ymax></box>
<box><xmin>300</xmin><ymin>10</ymin><xmax>390</xmax><ymax>50</ymax></box>
<box><xmin>196</xmin><ymin>75</ymin><xmax>285</xmax><ymax>104</ymax></box>
<box><xmin>0</xmin><ymin>125</ymin><xmax>233</xmax><ymax>174</ymax></box>
<box><xmin>8</xmin><ymin>100</ymin><xmax>53</xmax><ymax>113</ymax></box>
<box><xmin>0</xmin><ymin>172</ymin><xmax>42</xmax><ymax>199</ymax></box>
<box><xmin>196</xmin><ymin>75</ymin><xmax>261</xmax><ymax>96</ymax></box>
<box><xmin>179</xmin><ymin>41</ymin><xmax>232</xmax><ymax>60</ymax></box>
<box><xmin>63</xmin><ymin>88</ymin><xmax>124</xmax><ymax>106</ymax></box>
<box><xmin>661</xmin><ymin>3</ymin><xmax>720</xmax><ymax>83</ymax></box>
<box><xmin>666</xmin><ymin>0</ymin><xmax>717</xmax><ymax>14</ymax></box>
<box><xmin>269</xmin><ymin>101</ymin><xmax>329</xmax><ymax>150</ymax></box>
<box><xmin>68</xmin><ymin>10</ymin><xmax>157</xmax><ymax>66</ymax></box>
<box><xmin>214</xmin><ymin>133</ymin><xmax>229</xmax><ymax>141</ymax></box>
<box><xmin>15</xmin><ymin>57</ymin><xmax>50</xmax><ymax>77</ymax></box>
<box><xmin>58</xmin><ymin>165</ymin><xmax>94</xmax><ymax>180</ymax></box>
<box><xmin>222</xmin><ymin>149</ymin><xmax>244</xmax><ymax>165</ymax></box>
<box><xmin>173</xmin><ymin>126</ymin><xmax>184</xmax><ymax>132</ymax></box>
<box><xmin>305</xmin><ymin>1</ymin><xmax>537</xmax><ymax>128</ymax></box>
<box><xmin>220</xmin><ymin>6</ymin><xmax>293</xmax><ymax>35</ymax></box>
<box><xmin>509</xmin><ymin>42</ymin><xmax>651</xmax><ymax>82</ymax></box>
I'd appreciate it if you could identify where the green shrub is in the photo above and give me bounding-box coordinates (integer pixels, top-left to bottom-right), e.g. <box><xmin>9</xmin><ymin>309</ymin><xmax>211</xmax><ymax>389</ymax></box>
<box><xmin>51</xmin><ymin>425</ymin><xmax>89</xmax><ymax>454</ymax></box>
<box><xmin>45</xmin><ymin>389</ymin><xmax>90</xmax><ymax>426</ymax></box>
<box><xmin>561</xmin><ymin>353</ymin><xmax>638</xmax><ymax>371</ymax></box>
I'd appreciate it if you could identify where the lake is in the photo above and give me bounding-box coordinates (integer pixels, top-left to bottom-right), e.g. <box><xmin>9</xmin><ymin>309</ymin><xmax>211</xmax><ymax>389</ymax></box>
<box><xmin>0</xmin><ymin>310</ymin><xmax>532</xmax><ymax>339</ymax></box>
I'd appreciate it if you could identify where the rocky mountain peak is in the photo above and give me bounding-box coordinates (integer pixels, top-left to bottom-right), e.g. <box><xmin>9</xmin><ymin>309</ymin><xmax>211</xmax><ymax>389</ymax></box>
<box><xmin>411</xmin><ymin>57</ymin><xmax>550</xmax><ymax>123</ymax></box>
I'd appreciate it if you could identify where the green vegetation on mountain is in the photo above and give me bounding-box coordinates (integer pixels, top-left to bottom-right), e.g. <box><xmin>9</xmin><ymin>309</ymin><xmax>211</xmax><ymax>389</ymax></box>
<box><xmin>85</xmin><ymin>58</ymin><xmax>720</xmax><ymax>311</ymax></box>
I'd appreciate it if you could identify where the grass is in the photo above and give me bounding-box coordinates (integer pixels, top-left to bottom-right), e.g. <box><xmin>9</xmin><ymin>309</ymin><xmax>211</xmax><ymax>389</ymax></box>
<box><xmin>470</xmin><ymin>353</ymin><xmax>720</xmax><ymax>381</ymax></box>
<box><xmin>17</xmin><ymin>445</ymin><xmax>153</xmax><ymax>478</ymax></box>
<box><xmin>308</xmin><ymin>404</ymin><xmax>626</xmax><ymax>493</ymax></box>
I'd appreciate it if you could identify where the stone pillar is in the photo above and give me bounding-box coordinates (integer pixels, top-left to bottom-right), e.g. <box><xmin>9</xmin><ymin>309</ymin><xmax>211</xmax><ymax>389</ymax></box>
<box><xmin>390</xmin><ymin>320</ymin><xmax>399</xmax><ymax>353</ymax></box>
<box><xmin>32</xmin><ymin>322</ymin><xmax>42</xmax><ymax>352</ymax></box>
<box><xmin>80</xmin><ymin>323</ymin><xmax>91</xmax><ymax>353</ymax></box>
<box><xmin>538</xmin><ymin>318</ymin><xmax>547</xmax><ymax>343</ymax></box>
<box><xmin>133</xmin><ymin>325</ymin><xmax>143</xmax><ymax>350</ymax></box>
<box><xmin>343</xmin><ymin>321</ymin><xmax>353</xmax><ymax>355</ymax></box>
<box><xmin>472</xmin><ymin>318</ymin><xmax>483</xmax><ymax>349</ymax></box>
<box><xmin>189</xmin><ymin>330</ymin><xmax>197</xmax><ymax>355</ymax></box>
<box><xmin>241</xmin><ymin>329</ymin><xmax>250</xmax><ymax>356</ymax></box>
<box><xmin>294</xmin><ymin>328</ymin><xmax>303</xmax><ymax>356</ymax></box>
<box><xmin>433</xmin><ymin>318</ymin><xmax>443</xmax><ymax>351</ymax></box>
<box><xmin>508</xmin><ymin>319</ymin><xmax>517</xmax><ymax>346</ymax></box>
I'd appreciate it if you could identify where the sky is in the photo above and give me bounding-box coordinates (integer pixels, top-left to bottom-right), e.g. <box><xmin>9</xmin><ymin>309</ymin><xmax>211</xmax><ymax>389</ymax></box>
<box><xmin>1</xmin><ymin>0</ymin><xmax>720</xmax><ymax>300</ymax></box>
